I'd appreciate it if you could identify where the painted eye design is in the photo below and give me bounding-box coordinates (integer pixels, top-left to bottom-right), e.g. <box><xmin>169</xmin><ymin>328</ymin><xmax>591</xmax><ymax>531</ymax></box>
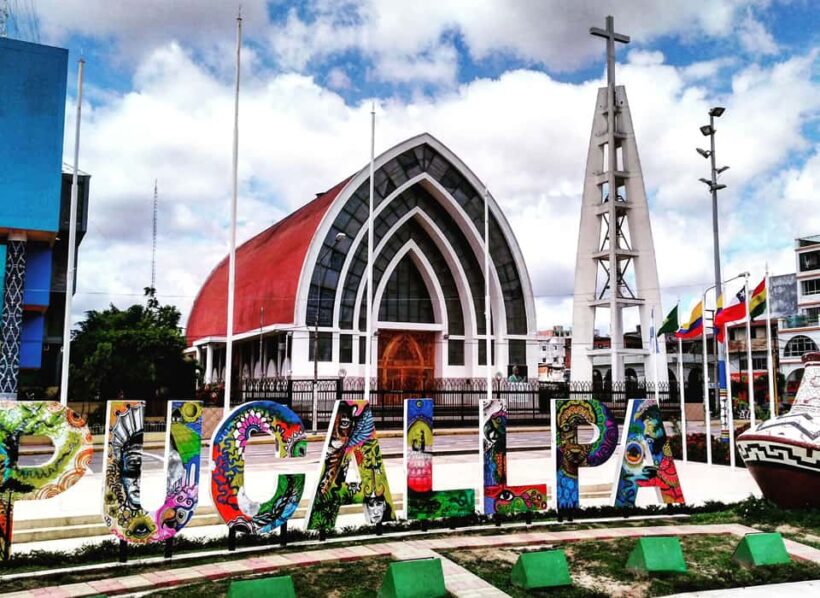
<box><xmin>625</xmin><ymin>441</ymin><xmax>643</xmax><ymax>465</ymax></box>
<box><xmin>498</xmin><ymin>490</ymin><xmax>514</xmax><ymax>502</ymax></box>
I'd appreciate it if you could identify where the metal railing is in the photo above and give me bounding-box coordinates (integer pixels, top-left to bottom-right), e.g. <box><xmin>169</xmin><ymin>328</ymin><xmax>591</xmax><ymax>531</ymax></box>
<box><xmin>237</xmin><ymin>378</ymin><xmax>692</xmax><ymax>431</ymax></box>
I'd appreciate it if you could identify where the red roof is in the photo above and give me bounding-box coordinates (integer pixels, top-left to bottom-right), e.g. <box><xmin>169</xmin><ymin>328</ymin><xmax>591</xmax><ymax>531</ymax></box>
<box><xmin>186</xmin><ymin>178</ymin><xmax>350</xmax><ymax>345</ymax></box>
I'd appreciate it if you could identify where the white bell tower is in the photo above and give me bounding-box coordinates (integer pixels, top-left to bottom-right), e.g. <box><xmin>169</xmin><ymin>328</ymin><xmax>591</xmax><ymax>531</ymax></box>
<box><xmin>571</xmin><ymin>16</ymin><xmax>666</xmax><ymax>385</ymax></box>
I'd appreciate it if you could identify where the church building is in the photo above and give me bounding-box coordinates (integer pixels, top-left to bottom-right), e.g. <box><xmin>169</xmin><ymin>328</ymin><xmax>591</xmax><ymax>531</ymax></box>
<box><xmin>186</xmin><ymin>134</ymin><xmax>537</xmax><ymax>390</ymax></box>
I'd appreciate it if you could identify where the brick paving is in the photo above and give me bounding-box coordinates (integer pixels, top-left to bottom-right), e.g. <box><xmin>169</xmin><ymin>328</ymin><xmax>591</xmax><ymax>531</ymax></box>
<box><xmin>3</xmin><ymin>523</ymin><xmax>819</xmax><ymax>598</ymax></box>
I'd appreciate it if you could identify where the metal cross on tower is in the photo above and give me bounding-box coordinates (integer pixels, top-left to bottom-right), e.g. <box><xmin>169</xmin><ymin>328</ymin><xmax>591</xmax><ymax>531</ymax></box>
<box><xmin>590</xmin><ymin>15</ymin><xmax>630</xmax><ymax>90</ymax></box>
<box><xmin>571</xmin><ymin>16</ymin><xmax>666</xmax><ymax>386</ymax></box>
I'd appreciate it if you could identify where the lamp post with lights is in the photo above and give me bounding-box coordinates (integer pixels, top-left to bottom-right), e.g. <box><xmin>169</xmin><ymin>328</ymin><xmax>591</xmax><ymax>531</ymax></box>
<box><xmin>697</xmin><ymin>106</ymin><xmax>730</xmax><ymax>436</ymax></box>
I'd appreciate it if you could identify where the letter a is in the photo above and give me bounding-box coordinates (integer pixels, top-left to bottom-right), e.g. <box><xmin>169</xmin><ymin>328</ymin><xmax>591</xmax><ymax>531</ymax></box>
<box><xmin>612</xmin><ymin>398</ymin><xmax>685</xmax><ymax>507</ymax></box>
<box><xmin>307</xmin><ymin>400</ymin><xmax>395</xmax><ymax>531</ymax></box>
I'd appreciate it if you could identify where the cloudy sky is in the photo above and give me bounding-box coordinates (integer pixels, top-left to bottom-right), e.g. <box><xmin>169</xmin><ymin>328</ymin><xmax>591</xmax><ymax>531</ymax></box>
<box><xmin>11</xmin><ymin>0</ymin><xmax>819</xmax><ymax>332</ymax></box>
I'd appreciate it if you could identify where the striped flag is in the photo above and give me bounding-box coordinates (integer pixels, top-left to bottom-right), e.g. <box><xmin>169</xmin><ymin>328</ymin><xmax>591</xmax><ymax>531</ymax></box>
<box><xmin>749</xmin><ymin>278</ymin><xmax>766</xmax><ymax>320</ymax></box>
<box><xmin>675</xmin><ymin>301</ymin><xmax>704</xmax><ymax>339</ymax></box>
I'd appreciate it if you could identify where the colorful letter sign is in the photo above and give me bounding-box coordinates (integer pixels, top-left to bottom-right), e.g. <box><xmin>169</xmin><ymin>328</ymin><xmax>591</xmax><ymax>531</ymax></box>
<box><xmin>554</xmin><ymin>399</ymin><xmax>618</xmax><ymax>510</ymax></box>
<box><xmin>612</xmin><ymin>399</ymin><xmax>685</xmax><ymax>507</ymax></box>
<box><xmin>404</xmin><ymin>399</ymin><xmax>474</xmax><ymax>520</ymax></box>
<box><xmin>211</xmin><ymin>401</ymin><xmax>307</xmax><ymax>534</ymax></box>
<box><xmin>481</xmin><ymin>399</ymin><xmax>548</xmax><ymax>515</ymax></box>
<box><xmin>307</xmin><ymin>400</ymin><xmax>395</xmax><ymax>531</ymax></box>
<box><xmin>0</xmin><ymin>401</ymin><xmax>92</xmax><ymax>559</ymax></box>
<box><xmin>102</xmin><ymin>400</ymin><xmax>203</xmax><ymax>543</ymax></box>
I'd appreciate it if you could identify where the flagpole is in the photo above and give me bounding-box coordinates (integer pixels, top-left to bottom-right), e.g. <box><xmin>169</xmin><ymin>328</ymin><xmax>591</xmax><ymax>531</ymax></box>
<box><xmin>743</xmin><ymin>274</ymin><xmax>755</xmax><ymax>428</ymax></box>
<box><xmin>223</xmin><ymin>9</ymin><xmax>242</xmax><ymax>413</ymax></box>
<box><xmin>483</xmin><ymin>187</ymin><xmax>492</xmax><ymax>404</ymax></box>
<box><xmin>677</xmin><ymin>325</ymin><xmax>687</xmax><ymax>462</ymax></box>
<box><xmin>764</xmin><ymin>265</ymin><xmax>775</xmax><ymax>419</ymax></box>
<box><xmin>59</xmin><ymin>57</ymin><xmax>85</xmax><ymax>407</ymax></box>
<box><xmin>723</xmin><ymin>330</ymin><xmax>735</xmax><ymax>468</ymax></box>
<box><xmin>702</xmin><ymin>289</ymin><xmax>712</xmax><ymax>466</ymax></box>
<box><xmin>651</xmin><ymin>307</ymin><xmax>660</xmax><ymax>403</ymax></box>
<box><xmin>364</xmin><ymin>103</ymin><xmax>375</xmax><ymax>402</ymax></box>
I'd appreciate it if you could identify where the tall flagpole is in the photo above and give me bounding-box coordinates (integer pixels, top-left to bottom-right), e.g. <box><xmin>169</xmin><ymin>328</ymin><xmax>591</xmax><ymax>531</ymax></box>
<box><xmin>60</xmin><ymin>58</ymin><xmax>85</xmax><ymax>407</ymax></box>
<box><xmin>224</xmin><ymin>9</ymin><xmax>242</xmax><ymax>413</ymax></box>
<box><xmin>651</xmin><ymin>307</ymin><xmax>660</xmax><ymax>403</ymax></box>
<box><xmin>483</xmin><ymin>187</ymin><xmax>492</xmax><ymax>404</ymax></box>
<box><xmin>743</xmin><ymin>274</ymin><xmax>755</xmax><ymax>428</ymax></box>
<box><xmin>364</xmin><ymin>103</ymin><xmax>375</xmax><ymax>401</ymax></box>
<box><xmin>677</xmin><ymin>304</ymin><xmax>687</xmax><ymax>462</ymax></box>
<box><xmin>723</xmin><ymin>329</ymin><xmax>735</xmax><ymax>468</ymax></box>
<box><xmin>764</xmin><ymin>265</ymin><xmax>775</xmax><ymax>419</ymax></box>
<box><xmin>702</xmin><ymin>289</ymin><xmax>712</xmax><ymax>466</ymax></box>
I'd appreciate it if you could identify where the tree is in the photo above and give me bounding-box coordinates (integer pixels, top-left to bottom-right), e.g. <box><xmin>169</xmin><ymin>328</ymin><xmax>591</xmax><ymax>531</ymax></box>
<box><xmin>68</xmin><ymin>289</ymin><xmax>197</xmax><ymax>404</ymax></box>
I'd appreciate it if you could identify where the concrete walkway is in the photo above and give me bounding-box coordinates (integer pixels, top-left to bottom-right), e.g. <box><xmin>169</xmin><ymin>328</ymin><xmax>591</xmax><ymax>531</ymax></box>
<box><xmin>3</xmin><ymin>523</ymin><xmax>819</xmax><ymax>598</ymax></box>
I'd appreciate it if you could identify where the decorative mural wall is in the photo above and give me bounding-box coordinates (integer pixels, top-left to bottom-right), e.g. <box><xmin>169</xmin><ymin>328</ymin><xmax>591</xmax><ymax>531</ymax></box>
<box><xmin>0</xmin><ymin>241</ymin><xmax>27</xmax><ymax>397</ymax></box>
<box><xmin>612</xmin><ymin>399</ymin><xmax>685</xmax><ymax>507</ymax></box>
<box><xmin>102</xmin><ymin>400</ymin><xmax>203</xmax><ymax>544</ymax></box>
<box><xmin>210</xmin><ymin>401</ymin><xmax>307</xmax><ymax>534</ymax></box>
<box><xmin>481</xmin><ymin>399</ymin><xmax>548</xmax><ymax>515</ymax></box>
<box><xmin>404</xmin><ymin>398</ymin><xmax>474</xmax><ymax>520</ymax></box>
<box><xmin>554</xmin><ymin>399</ymin><xmax>618</xmax><ymax>510</ymax></box>
<box><xmin>0</xmin><ymin>401</ymin><xmax>92</xmax><ymax>558</ymax></box>
<box><xmin>307</xmin><ymin>400</ymin><xmax>395</xmax><ymax>531</ymax></box>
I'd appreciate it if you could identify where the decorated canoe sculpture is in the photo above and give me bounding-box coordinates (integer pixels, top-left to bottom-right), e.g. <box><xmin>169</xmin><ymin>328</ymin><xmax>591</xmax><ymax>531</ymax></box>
<box><xmin>737</xmin><ymin>352</ymin><xmax>820</xmax><ymax>508</ymax></box>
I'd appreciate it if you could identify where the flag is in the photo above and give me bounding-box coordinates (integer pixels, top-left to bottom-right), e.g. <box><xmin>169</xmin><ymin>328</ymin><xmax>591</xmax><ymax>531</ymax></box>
<box><xmin>749</xmin><ymin>278</ymin><xmax>766</xmax><ymax>320</ymax></box>
<box><xmin>714</xmin><ymin>288</ymin><xmax>747</xmax><ymax>342</ymax></box>
<box><xmin>657</xmin><ymin>305</ymin><xmax>679</xmax><ymax>337</ymax></box>
<box><xmin>675</xmin><ymin>301</ymin><xmax>704</xmax><ymax>339</ymax></box>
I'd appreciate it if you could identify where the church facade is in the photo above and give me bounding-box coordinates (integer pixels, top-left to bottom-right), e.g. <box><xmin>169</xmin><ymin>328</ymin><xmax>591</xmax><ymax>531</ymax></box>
<box><xmin>186</xmin><ymin>134</ymin><xmax>538</xmax><ymax>390</ymax></box>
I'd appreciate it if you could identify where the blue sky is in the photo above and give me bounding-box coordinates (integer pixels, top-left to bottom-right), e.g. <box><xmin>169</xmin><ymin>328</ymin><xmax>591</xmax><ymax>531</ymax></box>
<box><xmin>7</xmin><ymin>0</ymin><xmax>819</xmax><ymax>331</ymax></box>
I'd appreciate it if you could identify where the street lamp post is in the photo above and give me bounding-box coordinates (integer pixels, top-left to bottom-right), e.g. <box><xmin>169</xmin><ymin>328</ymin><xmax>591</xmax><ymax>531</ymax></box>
<box><xmin>698</xmin><ymin>106</ymin><xmax>729</xmax><ymax>437</ymax></box>
<box><xmin>312</xmin><ymin>232</ymin><xmax>347</xmax><ymax>433</ymax></box>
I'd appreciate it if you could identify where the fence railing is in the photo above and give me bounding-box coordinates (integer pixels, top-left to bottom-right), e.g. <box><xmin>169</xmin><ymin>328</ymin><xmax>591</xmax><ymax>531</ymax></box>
<box><xmin>238</xmin><ymin>378</ymin><xmax>696</xmax><ymax>431</ymax></box>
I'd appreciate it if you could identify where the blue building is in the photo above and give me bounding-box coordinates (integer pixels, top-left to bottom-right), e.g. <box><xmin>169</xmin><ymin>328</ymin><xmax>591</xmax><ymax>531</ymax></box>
<box><xmin>0</xmin><ymin>37</ymin><xmax>90</xmax><ymax>399</ymax></box>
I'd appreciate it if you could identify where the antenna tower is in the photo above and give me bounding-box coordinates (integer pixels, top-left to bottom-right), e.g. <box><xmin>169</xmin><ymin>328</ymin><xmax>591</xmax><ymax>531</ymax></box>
<box><xmin>151</xmin><ymin>179</ymin><xmax>158</xmax><ymax>291</ymax></box>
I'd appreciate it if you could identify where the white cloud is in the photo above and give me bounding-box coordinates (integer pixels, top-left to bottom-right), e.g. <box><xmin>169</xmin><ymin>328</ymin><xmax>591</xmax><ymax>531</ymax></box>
<box><xmin>66</xmin><ymin>39</ymin><xmax>819</xmax><ymax>335</ymax></box>
<box><xmin>34</xmin><ymin>0</ymin><xmax>775</xmax><ymax>85</ymax></box>
<box><xmin>737</xmin><ymin>13</ymin><xmax>779</xmax><ymax>56</ymax></box>
<box><xmin>326</xmin><ymin>67</ymin><xmax>352</xmax><ymax>90</ymax></box>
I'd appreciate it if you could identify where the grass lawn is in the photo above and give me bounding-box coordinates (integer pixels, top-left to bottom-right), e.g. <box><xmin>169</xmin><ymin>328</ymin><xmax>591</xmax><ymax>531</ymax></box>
<box><xmin>441</xmin><ymin>534</ymin><xmax>820</xmax><ymax>597</ymax></box>
<box><xmin>149</xmin><ymin>557</ymin><xmax>394</xmax><ymax>598</ymax></box>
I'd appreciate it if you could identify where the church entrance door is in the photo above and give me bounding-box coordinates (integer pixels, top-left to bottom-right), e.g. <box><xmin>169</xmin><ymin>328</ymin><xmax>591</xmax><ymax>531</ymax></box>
<box><xmin>377</xmin><ymin>330</ymin><xmax>436</xmax><ymax>393</ymax></box>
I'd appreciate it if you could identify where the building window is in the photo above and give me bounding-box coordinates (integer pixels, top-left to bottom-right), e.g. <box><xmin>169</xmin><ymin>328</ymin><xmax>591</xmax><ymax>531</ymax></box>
<box><xmin>308</xmin><ymin>331</ymin><xmax>333</xmax><ymax>362</ymax></box>
<box><xmin>448</xmin><ymin>339</ymin><xmax>465</xmax><ymax>366</ymax></box>
<box><xmin>478</xmin><ymin>339</ymin><xmax>495</xmax><ymax>366</ymax></box>
<box><xmin>738</xmin><ymin>356</ymin><xmax>768</xmax><ymax>370</ymax></box>
<box><xmin>359</xmin><ymin>336</ymin><xmax>367</xmax><ymax>364</ymax></box>
<box><xmin>378</xmin><ymin>254</ymin><xmax>435</xmax><ymax>323</ymax></box>
<box><xmin>784</xmin><ymin>335</ymin><xmax>818</xmax><ymax>358</ymax></box>
<box><xmin>339</xmin><ymin>334</ymin><xmax>353</xmax><ymax>364</ymax></box>
<box><xmin>799</xmin><ymin>250</ymin><xmax>820</xmax><ymax>273</ymax></box>
<box><xmin>508</xmin><ymin>339</ymin><xmax>526</xmax><ymax>366</ymax></box>
<box><xmin>801</xmin><ymin>279</ymin><xmax>820</xmax><ymax>296</ymax></box>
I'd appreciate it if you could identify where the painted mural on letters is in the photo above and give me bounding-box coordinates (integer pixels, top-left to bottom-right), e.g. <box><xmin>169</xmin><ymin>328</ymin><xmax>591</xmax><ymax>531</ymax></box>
<box><xmin>0</xmin><ymin>401</ymin><xmax>92</xmax><ymax>558</ymax></box>
<box><xmin>555</xmin><ymin>399</ymin><xmax>618</xmax><ymax>510</ymax></box>
<box><xmin>102</xmin><ymin>400</ymin><xmax>203</xmax><ymax>544</ymax></box>
<box><xmin>307</xmin><ymin>400</ymin><xmax>395</xmax><ymax>531</ymax></box>
<box><xmin>612</xmin><ymin>399</ymin><xmax>684</xmax><ymax>507</ymax></box>
<box><xmin>481</xmin><ymin>399</ymin><xmax>548</xmax><ymax>515</ymax></box>
<box><xmin>404</xmin><ymin>399</ymin><xmax>474</xmax><ymax>520</ymax></box>
<box><xmin>210</xmin><ymin>401</ymin><xmax>307</xmax><ymax>534</ymax></box>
